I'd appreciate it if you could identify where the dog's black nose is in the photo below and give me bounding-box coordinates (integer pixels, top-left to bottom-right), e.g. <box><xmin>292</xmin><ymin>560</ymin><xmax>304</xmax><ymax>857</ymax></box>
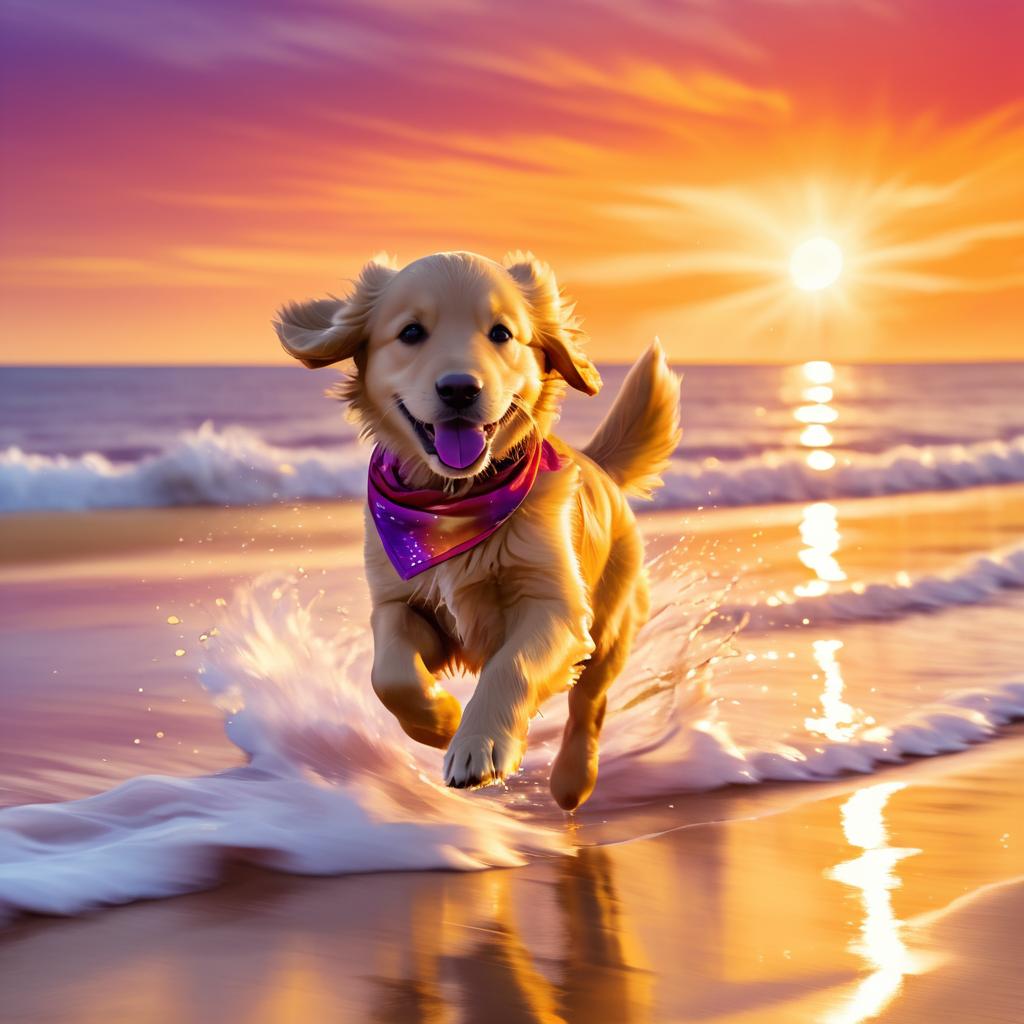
<box><xmin>436</xmin><ymin>373</ymin><xmax>482</xmax><ymax>410</ymax></box>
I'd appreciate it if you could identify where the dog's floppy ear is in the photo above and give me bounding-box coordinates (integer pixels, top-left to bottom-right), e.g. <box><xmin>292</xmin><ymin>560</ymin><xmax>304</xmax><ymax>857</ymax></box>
<box><xmin>503</xmin><ymin>251</ymin><xmax>602</xmax><ymax>396</ymax></box>
<box><xmin>273</xmin><ymin>255</ymin><xmax>398</xmax><ymax>368</ymax></box>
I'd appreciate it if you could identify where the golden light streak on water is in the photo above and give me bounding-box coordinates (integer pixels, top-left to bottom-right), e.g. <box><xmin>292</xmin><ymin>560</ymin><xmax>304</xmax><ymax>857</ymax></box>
<box><xmin>801</xmin><ymin>423</ymin><xmax>834</xmax><ymax>447</ymax></box>
<box><xmin>803</xmin><ymin>638</ymin><xmax>860</xmax><ymax>741</ymax></box>
<box><xmin>796</xmin><ymin>502</ymin><xmax>847</xmax><ymax>587</ymax></box>
<box><xmin>789</xmin><ymin>362</ymin><xmax>846</xmax><ymax>595</ymax></box>
<box><xmin>795</xmin><ymin>403</ymin><xmax>839</xmax><ymax>424</ymax></box>
<box><xmin>802</xmin><ymin>360</ymin><xmax>836</xmax><ymax>385</ymax></box>
<box><xmin>824</xmin><ymin>783</ymin><xmax>923</xmax><ymax>1024</ymax></box>
<box><xmin>794</xmin><ymin>361</ymin><xmax>838</xmax><ymax>471</ymax></box>
<box><xmin>806</xmin><ymin>450</ymin><xmax>837</xmax><ymax>471</ymax></box>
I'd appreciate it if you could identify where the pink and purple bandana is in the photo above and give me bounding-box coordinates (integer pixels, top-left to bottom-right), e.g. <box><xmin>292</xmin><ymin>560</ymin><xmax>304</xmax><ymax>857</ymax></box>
<box><xmin>368</xmin><ymin>440</ymin><xmax>565</xmax><ymax>580</ymax></box>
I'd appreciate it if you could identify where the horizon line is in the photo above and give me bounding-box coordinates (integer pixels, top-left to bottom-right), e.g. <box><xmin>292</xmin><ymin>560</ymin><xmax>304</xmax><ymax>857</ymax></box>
<box><xmin>3</xmin><ymin>358</ymin><xmax>1024</xmax><ymax>370</ymax></box>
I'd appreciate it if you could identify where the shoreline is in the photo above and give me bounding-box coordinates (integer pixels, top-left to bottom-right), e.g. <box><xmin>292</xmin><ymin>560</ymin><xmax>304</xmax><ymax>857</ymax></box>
<box><xmin>3</xmin><ymin>479</ymin><xmax>1023</xmax><ymax>574</ymax></box>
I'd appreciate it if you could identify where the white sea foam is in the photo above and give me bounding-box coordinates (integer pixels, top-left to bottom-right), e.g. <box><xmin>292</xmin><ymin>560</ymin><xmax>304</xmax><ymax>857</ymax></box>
<box><xmin>0</xmin><ymin>422</ymin><xmax>366</xmax><ymax>511</ymax></box>
<box><xmin>594</xmin><ymin>679</ymin><xmax>1024</xmax><ymax>797</ymax></box>
<box><xmin>728</xmin><ymin>541</ymin><xmax>1024</xmax><ymax>630</ymax></box>
<box><xmin>655</xmin><ymin>434</ymin><xmax>1024</xmax><ymax>508</ymax></box>
<box><xmin>0</xmin><ymin>558</ymin><xmax>727</xmax><ymax>923</ymax></box>
<box><xmin>0</xmin><ymin>583</ymin><xmax>568</xmax><ymax>924</ymax></box>
<box><xmin>3</xmin><ymin>423</ymin><xmax>1024</xmax><ymax>513</ymax></box>
<box><xmin>1</xmin><ymin>558</ymin><xmax>1022</xmax><ymax>924</ymax></box>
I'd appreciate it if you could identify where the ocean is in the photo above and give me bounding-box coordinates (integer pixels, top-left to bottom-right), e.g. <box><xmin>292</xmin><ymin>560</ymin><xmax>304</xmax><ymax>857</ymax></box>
<box><xmin>1</xmin><ymin>361</ymin><xmax>1023</xmax><ymax>919</ymax></box>
<box><xmin>3</xmin><ymin>363</ymin><xmax>1024</xmax><ymax>511</ymax></box>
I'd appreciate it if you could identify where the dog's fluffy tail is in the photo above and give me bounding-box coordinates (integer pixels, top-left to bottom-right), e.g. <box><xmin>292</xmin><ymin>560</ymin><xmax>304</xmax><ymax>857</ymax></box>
<box><xmin>581</xmin><ymin>339</ymin><xmax>682</xmax><ymax>500</ymax></box>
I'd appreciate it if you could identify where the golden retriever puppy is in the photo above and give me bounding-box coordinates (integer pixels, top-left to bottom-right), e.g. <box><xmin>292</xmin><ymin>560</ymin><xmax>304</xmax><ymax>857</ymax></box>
<box><xmin>274</xmin><ymin>251</ymin><xmax>680</xmax><ymax>809</ymax></box>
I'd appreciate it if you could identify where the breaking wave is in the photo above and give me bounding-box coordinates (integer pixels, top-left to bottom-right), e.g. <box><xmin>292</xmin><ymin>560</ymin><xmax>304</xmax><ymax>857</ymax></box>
<box><xmin>654</xmin><ymin>434</ymin><xmax>1024</xmax><ymax>508</ymax></box>
<box><xmin>0</xmin><ymin>422</ymin><xmax>366</xmax><ymax>512</ymax></box>
<box><xmin>730</xmin><ymin>540</ymin><xmax>1024</xmax><ymax>630</ymax></box>
<box><xmin>2</xmin><ymin>423</ymin><xmax>1024</xmax><ymax>513</ymax></box>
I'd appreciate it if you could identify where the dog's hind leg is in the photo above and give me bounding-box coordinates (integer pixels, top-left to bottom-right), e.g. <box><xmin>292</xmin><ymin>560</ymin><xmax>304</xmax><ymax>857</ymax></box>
<box><xmin>550</xmin><ymin>532</ymin><xmax>649</xmax><ymax>811</ymax></box>
<box><xmin>548</xmin><ymin>635</ymin><xmax>629</xmax><ymax>811</ymax></box>
<box><xmin>370</xmin><ymin>601</ymin><xmax>462</xmax><ymax>749</ymax></box>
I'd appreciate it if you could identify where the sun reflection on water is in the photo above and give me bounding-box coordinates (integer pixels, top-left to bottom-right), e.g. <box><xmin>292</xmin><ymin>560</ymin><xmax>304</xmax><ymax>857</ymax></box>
<box><xmin>804</xmin><ymin>639</ymin><xmax>862</xmax><ymax>741</ymax></box>
<box><xmin>795</xmin><ymin>502</ymin><xmax>846</xmax><ymax>598</ymax></box>
<box><xmin>804</xmin><ymin>384</ymin><xmax>834</xmax><ymax>403</ymax></box>
<box><xmin>787</xmin><ymin>362</ymin><xmax>847</xmax><ymax>596</ymax></box>
<box><xmin>795</xmin><ymin>403</ymin><xmax>839</xmax><ymax>424</ymax></box>
<box><xmin>806</xmin><ymin>449</ymin><xmax>836</xmax><ymax>471</ymax></box>
<box><xmin>824</xmin><ymin>783</ymin><xmax>923</xmax><ymax>1024</ymax></box>
<box><xmin>802</xmin><ymin>360</ymin><xmax>835</xmax><ymax>386</ymax></box>
<box><xmin>797</xmin><ymin>361</ymin><xmax>838</xmax><ymax>471</ymax></box>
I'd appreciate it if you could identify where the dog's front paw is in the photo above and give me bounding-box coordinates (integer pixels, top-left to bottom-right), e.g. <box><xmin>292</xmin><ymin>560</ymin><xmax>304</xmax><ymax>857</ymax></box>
<box><xmin>443</xmin><ymin>731</ymin><xmax>525</xmax><ymax>789</ymax></box>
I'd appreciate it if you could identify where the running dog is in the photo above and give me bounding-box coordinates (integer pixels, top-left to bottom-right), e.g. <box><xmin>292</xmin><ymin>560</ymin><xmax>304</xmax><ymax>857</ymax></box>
<box><xmin>274</xmin><ymin>251</ymin><xmax>680</xmax><ymax>809</ymax></box>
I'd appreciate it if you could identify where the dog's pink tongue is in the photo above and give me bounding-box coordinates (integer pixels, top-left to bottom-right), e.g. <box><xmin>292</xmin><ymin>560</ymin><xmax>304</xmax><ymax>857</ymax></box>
<box><xmin>434</xmin><ymin>420</ymin><xmax>486</xmax><ymax>469</ymax></box>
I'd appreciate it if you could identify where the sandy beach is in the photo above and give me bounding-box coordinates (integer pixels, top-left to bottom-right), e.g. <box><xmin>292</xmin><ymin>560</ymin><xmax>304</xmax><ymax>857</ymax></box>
<box><xmin>2</xmin><ymin>484</ymin><xmax>1023</xmax><ymax>1022</ymax></box>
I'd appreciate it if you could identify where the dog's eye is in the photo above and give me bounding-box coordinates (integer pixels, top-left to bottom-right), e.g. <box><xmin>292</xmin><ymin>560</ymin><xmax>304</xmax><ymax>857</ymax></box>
<box><xmin>398</xmin><ymin>323</ymin><xmax>427</xmax><ymax>344</ymax></box>
<box><xmin>488</xmin><ymin>324</ymin><xmax>512</xmax><ymax>344</ymax></box>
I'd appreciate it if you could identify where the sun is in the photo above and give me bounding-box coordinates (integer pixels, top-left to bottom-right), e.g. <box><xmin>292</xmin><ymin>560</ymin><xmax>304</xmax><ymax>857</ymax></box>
<box><xmin>790</xmin><ymin>237</ymin><xmax>844</xmax><ymax>292</ymax></box>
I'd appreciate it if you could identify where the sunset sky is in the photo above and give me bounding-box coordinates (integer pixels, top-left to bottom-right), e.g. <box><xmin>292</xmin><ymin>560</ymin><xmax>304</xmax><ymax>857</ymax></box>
<box><xmin>1</xmin><ymin>0</ymin><xmax>1022</xmax><ymax>364</ymax></box>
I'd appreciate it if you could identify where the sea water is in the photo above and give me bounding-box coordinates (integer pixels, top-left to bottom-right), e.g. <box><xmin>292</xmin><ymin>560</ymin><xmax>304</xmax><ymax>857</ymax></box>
<box><xmin>1</xmin><ymin>362</ymin><xmax>1022</xmax><ymax>921</ymax></box>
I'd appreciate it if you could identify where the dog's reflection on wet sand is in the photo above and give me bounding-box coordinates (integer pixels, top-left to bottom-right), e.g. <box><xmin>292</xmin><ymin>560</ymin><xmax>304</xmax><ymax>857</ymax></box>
<box><xmin>369</xmin><ymin>846</ymin><xmax>653</xmax><ymax>1024</ymax></box>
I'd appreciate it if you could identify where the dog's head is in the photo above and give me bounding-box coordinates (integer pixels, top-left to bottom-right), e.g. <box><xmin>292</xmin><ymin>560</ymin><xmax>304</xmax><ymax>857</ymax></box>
<box><xmin>274</xmin><ymin>251</ymin><xmax>602</xmax><ymax>480</ymax></box>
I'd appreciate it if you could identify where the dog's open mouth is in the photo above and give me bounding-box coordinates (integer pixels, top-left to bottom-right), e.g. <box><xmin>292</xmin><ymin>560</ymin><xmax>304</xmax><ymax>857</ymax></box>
<box><xmin>398</xmin><ymin>401</ymin><xmax>499</xmax><ymax>470</ymax></box>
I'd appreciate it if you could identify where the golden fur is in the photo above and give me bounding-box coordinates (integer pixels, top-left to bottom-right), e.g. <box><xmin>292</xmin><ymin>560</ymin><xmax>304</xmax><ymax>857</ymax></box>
<box><xmin>275</xmin><ymin>251</ymin><xmax>680</xmax><ymax>809</ymax></box>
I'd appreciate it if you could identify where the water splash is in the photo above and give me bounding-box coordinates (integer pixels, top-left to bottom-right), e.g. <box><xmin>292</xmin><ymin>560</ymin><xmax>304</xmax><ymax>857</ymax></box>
<box><xmin>0</xmin><ymin>541</ymin><xmax>734</xmax><ymax>923</ymax></box>
<box><xmin>2</xmin><ymin>540</ymin><xmax>1022</xmax><ymax>925</ymax></box>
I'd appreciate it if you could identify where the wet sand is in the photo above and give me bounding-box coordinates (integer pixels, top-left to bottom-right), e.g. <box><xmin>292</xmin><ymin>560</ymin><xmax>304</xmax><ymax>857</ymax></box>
<box><xmin>2</xmin><ymin>486</ymin><xmax>1024</xmax><ymax>1021</ymax></box>
<box><xmin>2</xmin><ymin>740</ymin><xmax>1022</xmax><ymax>1023</ymax></box>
